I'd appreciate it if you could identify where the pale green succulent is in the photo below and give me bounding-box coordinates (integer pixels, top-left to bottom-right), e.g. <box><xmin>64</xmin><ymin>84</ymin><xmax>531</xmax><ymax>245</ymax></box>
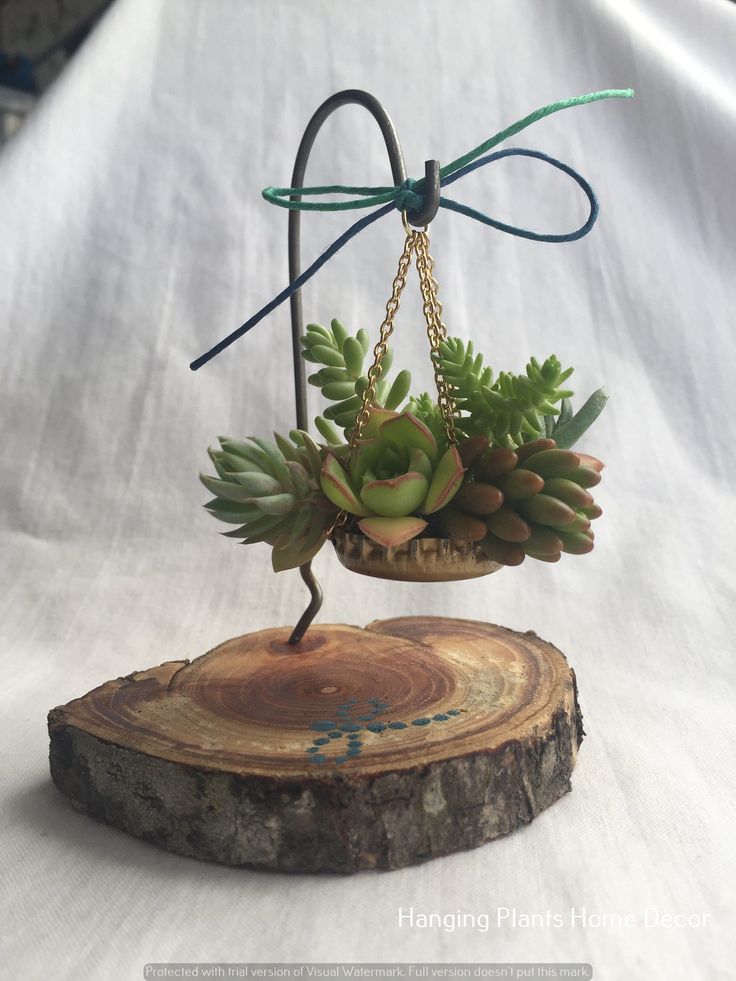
<box><xmin>319</xmin><ymin>408</ymin><xmax>465</xmax><ymax>547</ymax></box>
<box><xmin>201</xmin><ymin>431</ymin><xmax>338</xmax><ymax>571</ymax></box>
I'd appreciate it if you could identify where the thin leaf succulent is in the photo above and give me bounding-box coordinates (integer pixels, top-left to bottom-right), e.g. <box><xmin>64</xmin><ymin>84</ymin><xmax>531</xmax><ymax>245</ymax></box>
<box><xmin>201</xmin><ymin>317</ymin><xmax>609</xmax><ymax>573</ymax></box>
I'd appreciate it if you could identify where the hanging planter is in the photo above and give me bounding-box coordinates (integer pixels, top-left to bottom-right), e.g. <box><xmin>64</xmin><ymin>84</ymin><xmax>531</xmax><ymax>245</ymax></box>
<box><xmin>201</xmin><ymin>278</ymin><xmax>607</xmax><ymax>585</ymax></box>
<box><xmin>331</xmin><ymin>528</ymin><xmax>501</xmax><ymax>581</ymax></box>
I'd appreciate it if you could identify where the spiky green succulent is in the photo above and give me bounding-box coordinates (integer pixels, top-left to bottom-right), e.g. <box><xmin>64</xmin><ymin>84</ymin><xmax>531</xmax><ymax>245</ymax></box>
<box><xmin>543</xmin><ymin>388</ymin><xmax>610</xmax><ymax>448</ymax></box>
<box><xmin>436</xmin><ymin>336</ymin><xmax>607</xmax><ymax>448</ymax></box>
<box><xmin>301</xmin><ymin>319</ymin><xmax>411</xmax><ymax>441</ymax></box>
<box><xmin>406</xmin><ymin>391</ymin><xmax>452</xmax><ymax>453</ymax></box>
<box><xmin>319</xmin><ymin>408</ymin><xmax>465</xmax><ymax>547</ymax></box>
<box><xmin>201</xmin><ymin>432</ymin><xmax>339</xmax><ymax>571</ymax></box>
<box><xmin>435</xmin><ymin>435</ymin><xmax>603</xmax><ymax>565</ymax></box>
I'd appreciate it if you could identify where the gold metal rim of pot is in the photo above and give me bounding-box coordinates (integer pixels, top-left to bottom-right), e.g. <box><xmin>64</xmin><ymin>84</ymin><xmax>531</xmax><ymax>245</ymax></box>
<box><xmin>330</xmin><ymin>528</ymin><xmax>502</xmax><ymax>582</ymax></box>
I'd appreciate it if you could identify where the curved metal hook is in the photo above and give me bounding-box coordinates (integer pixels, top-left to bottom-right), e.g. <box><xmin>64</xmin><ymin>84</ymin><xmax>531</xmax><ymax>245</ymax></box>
<box><xmin>286</xmin><ymin>89</ymin><xmax>407</xmax><ymax>646</ymax></box>
<box><xmin>406</xmin><ymin>159</ymin><xmax>441</xmax><ymax>227</ymax></box>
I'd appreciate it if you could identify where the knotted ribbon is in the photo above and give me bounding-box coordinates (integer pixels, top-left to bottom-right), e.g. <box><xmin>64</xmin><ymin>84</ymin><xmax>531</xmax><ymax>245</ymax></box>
<box><xmin>191</xmin><ymin>88</ymin><xmax>633</xmax><ymax>371</ymax></box>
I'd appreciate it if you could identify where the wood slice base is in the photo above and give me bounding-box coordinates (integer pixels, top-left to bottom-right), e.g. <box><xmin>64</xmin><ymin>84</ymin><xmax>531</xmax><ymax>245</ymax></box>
<box><xmin>48</xmin><ymin>616</ymin><xmax>584</xmax><ymax>873</ymax></box>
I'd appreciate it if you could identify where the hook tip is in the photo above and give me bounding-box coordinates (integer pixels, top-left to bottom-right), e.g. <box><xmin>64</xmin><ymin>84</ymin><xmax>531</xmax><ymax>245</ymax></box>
<box><xmin>407</xmin><ymin>159</ymin><xmax>441</xmax><ymax>227</ymax></box>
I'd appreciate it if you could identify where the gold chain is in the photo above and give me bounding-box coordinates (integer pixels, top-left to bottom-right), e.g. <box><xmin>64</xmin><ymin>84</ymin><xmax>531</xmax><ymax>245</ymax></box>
<box><xmin>349</xmin><ymin>230</ymin><xmax>414</xmax><ymax>448</ymax></box>
<box><xmin>414</xmin><ymin>230</ymin><xmax>458</xmax><ymax>445</ymax></box>
<box><xmin>348</xmin><ymin>218</ymin><xmax>458</xmax><ymax>451</ymax></box>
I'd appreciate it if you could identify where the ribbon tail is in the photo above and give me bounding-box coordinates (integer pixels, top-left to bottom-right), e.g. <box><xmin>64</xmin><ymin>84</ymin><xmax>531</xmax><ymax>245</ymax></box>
<box><xmin>190</xmin><ymin>203</ymin><xmax>394</xmax><ymax>371</ymax></box>
<box><xmin>441</xmin><ymin>88</ymin><xmax>634</xmax><ymax>179</ymax></box>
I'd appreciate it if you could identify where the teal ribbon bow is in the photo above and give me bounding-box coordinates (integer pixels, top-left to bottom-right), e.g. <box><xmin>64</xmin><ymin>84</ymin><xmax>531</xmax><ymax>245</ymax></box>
<box><xmin>191</xmin><ymin>88</ymin><xmax>633</xmax><ymax>371</ymax></box>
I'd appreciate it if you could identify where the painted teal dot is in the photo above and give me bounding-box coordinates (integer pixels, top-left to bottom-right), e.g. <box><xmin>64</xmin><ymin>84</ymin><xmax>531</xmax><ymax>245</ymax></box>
<box><xmin>432</xmin><ymin>713</ymin><xmax>449</xmax><ymax>722</ymax></box>
<box><xmin>412</xmin><ymin>717</ymin><xmax>431</xmax><ymax>726</ymax></box>
<box><xmin>358</xmin><ymin>714</ymin><xmax>375</xmax><ymax>721</ymax></box>
<box><xmin>366</xmin><ymin>722</ymin><xmax>386</xmax><ymax>733</ymax></box>
<box><xmin>347</xmin><ymin>747</ymin><xmax>361</xmax><ymax>756</ymax></box>
<box><xmin>347</xmin><ymin>733</ymin><xmax>361</xmax><ymax>741</ymax></box>
<box><xmin>334</xmin><ymin>755</ymin><xmax>347</xmax><ymax>764</ymax></box>
<box><xmin>447</xmin><ymin>709</ymin><xmax>461</xmax><ymax>716</ymax></box>
<box><xmin>314</xmin><ymin>737</ymin><xmax>330</xmax><ymax>745</ymax></box>
<box><xmin>328</xmin><ymin>731</ymin><xmax>343</xmax><ymax>739</ymax></box>
<box><xmin>307</xmin><ymin>746</ymin><xmax>320</xmax><ymax>753</ymax></box>
<box><xmin>340</xmin><ymin>723</ymin><xmax>361</xmax><ymax>732</ymax></box>
<box><xmin>312</xmin><ymin>754</ymin><xmax>327</xmax><ymax>764</ymax></box>
<box><xmin>311</xmin><ymin>720</ymin><xmax>336</xmax><ymax>731</ymax></box>
<box><xmin>388</xmin><ymin>721</ymin><xmax>407</xmax><ymax>730</ymax></box>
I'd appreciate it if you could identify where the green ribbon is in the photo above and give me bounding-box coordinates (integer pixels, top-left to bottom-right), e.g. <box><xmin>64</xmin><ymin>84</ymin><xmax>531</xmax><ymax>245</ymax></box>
<box><xmin>262</xmin><ymin>89</ymin><xmax>634</xmax><ymax>213</ymax></box>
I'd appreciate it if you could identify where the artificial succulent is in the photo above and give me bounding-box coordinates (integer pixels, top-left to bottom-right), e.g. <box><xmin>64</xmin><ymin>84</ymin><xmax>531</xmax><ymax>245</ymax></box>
<box><xmin>319</xmin><ymin>408</ymin><xmax>464</xmax><ymax>547</ymax></box>
<box><xmin>436</xmin><ymin>337</ymin><xmax>607</xmax><ymax>449</ymax></box>
<box><xmin>201</xmin><ymin>431</ymin><xmax>338</xmax><ymax>571</ymax></box>
<box><xmin>435</xmin><ymin>435</ymin><xmax>603</xmax><ymax>565</ymax></box>
<box><xmin>301</xmin><ymin>319</ymin><xmax>411</xmax><ymax>441</ymax></box>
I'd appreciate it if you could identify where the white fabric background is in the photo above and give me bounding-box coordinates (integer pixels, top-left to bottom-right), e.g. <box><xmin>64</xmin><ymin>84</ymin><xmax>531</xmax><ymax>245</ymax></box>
<box><xmin>2</xmin><ymin>0</ymin><xmax>735</xmax><ymax>978</ymax></box>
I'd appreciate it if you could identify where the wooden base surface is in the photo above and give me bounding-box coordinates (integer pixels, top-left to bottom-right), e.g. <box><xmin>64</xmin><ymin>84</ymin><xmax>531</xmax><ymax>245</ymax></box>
<box><xmin>48</xmin><ymin>616</ymin><xmax>583</xmax><ymax>872</ymax></box>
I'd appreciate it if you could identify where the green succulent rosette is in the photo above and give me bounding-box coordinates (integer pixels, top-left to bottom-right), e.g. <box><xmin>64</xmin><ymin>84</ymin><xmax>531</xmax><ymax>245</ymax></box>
<box><xmin>319</xmin><ymin>408</ymin><xmax>465</xmax><ymax>547</ymax></box>
<box><xmin>200</xmin><ymin>431</ymin><xmax>339</xmax><ymax>572</ymax></box>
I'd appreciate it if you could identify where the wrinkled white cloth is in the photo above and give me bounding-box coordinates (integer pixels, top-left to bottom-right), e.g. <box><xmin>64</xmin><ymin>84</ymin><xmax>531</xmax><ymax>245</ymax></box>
<box><xmin>1</xmin><ymin>0</ymin><xmax>734</xmax><ymax>978</ymax></box>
